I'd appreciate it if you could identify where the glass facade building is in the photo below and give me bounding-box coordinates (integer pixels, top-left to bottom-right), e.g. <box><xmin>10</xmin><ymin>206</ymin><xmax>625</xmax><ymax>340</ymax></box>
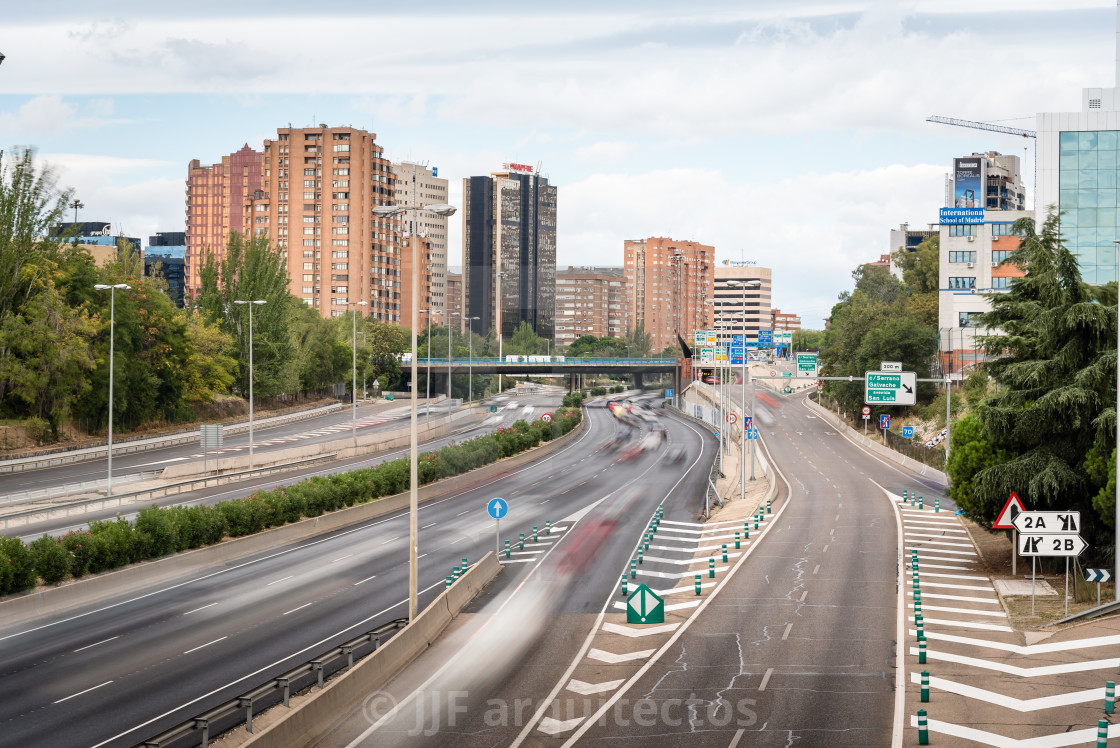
<box><xmin>1058</xmin><ymin>130</ymin><xmax>1120</xmax><ymax>285</ymax></box>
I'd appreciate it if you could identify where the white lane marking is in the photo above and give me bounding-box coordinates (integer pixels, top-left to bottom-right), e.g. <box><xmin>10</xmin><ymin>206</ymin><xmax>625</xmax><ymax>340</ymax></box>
<box><xmin>587</xmin><ymin>648</ymin><xmax>654</xmax><ymax>664</ymax></box>
<box><xmin>54</xmin><ymin>680</ymin><xmax>113</xmax><ymax>704</ymax></box>
<box><xmin>909</xmin><ymin>671</ymin><xmax>1105</xmax><ymax>712</ymax></box>
<box><xmin>758</xmin><ymin>667</ymin><xmax>773</xmax><ymax>691</ymax></box>
<box><xmin>782</xmin><ymin>622</ymin><xmax>793</xmax><ymax>640</ymax></box>
<box><xmin>799</xmin><ymin>590</ymin><xmax>808</xmax><ymax>602</ymax></box>
<box><xmin>601</xmin><ymin>621</ymin><xmax>681</xmax><ymax>638</ymax></box>
<box><xmin>74</xmin><ymin>636</ymin><xmax>119</xmax><ymax>653</ymax></box>
<box><xmin>422</xmin><ymin>522</ymin><xmax>438</xmax><ymax>529</ymax></box>
<box><xmin>610</xmin><ymin>599</ymin><xmax>701</xmax><ymax>613</ymax></box>
<box><xmin>183</xmin><ymin>636</ymin><xmax>227</xmax><ymax>655</ymax></box>
<box><xmin>907</xmin><ymin>580</ymin><xmax>992</xmax><ymax>592</ymax></box>
<box><xmin>910</xmin><ymin>593</ymin><xmax>999</xmax><ymax>604</ymax></box>
<box><xmin>911</xmin><ymin>603</ymin><xmax>1006</xmax><ymax>618</ymax></box>
<box><xmin>184</xmin><ymin>602</ymin><xmax>218</xmax><ymax>615</ymax></box>
<box><xmin>918</xmin><ymin>617</ymin><xmax>1013</xmax><ymax>633</ymax></box>
<box><xmin>822</xmin><ymin>544</ymin><xmax>829</xmax><ymax>553</ymax></box>
<box><xmin>380</xmin><ymin>536</ymin><xmax>401</xmax><ymax>545</ymax></box>
<box><xmin>910</xmin><ymin>569</ymin><xmax>984</xmax><ymax>579</ymax></box>
<box><xmin>283</xmin><ymin>603</ymin><xmax>313</xmax><ymax>616</ymax></box>
<box><xmin>636</xmin><ymin>566</ymin><xmax>728</xmax><ymax>579</ymax></box>
<box><xmin>909</xmin><ymin>715</ymin><xmax>1120</xmax><ymax>747</ymax></box>
<box><xmin>567</xmin><ymin>678</ymin><xmax>625</xmax><ymax>695</ymax></box>
<box><xmin>918</xmin><ymin>630</ymin><xmax>1120</xmax><ymax>655</ymax></box>
<box><xmin>728</xmin><ymin>728</ymin><xmax>745</xmax><ymax>748</ymax></box>
<box><xmin>906</xmin><ymin>546</ymin><xmax>976</xmax><ymax>556</ymax></box>
<box><xmin>498</xmin><ymin>558</ymin><xmax>536</xmax><ymax>564</ymax></box>
<box><xmin>266</xmin><ymin>575</ymin><xmax>294</xmax><ymax>586</ymax></box>
<box><xmin>812</xmin><ymin>564</ymin><xmax>820</xmax><ymax>574</ymax></box>
<box><xmin>353</xmin><ymin>575</ymin><xmax>378</xmax><ymax>585</ymax></box>
<box><xmin>540</xmin><ymin>500</ymin><xmax>549</xmax><ymax>504</ymax></box>
<box><xmin>456</xmin><ymin>511</ymin><xmax>469</xmax><ymax>517</ymax></box>
<box><xmin>331</xmin><ymin>554</ymin><xmax>353</xmax><ymax>563</ymax></box>
<box><xmin>537</xmin><ymin>717</ymin><xmax>584</xmax><ymax>736</ymax></box>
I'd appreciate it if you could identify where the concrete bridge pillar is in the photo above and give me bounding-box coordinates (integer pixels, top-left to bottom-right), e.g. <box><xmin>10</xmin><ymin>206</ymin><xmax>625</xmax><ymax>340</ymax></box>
<box><xmin>633</xmin><ymin>372</ymin><xmax>644</xmax><ymax>390</ymax></box>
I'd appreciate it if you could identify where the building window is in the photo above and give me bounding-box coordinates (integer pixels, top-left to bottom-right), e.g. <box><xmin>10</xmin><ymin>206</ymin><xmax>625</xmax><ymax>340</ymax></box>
<box><xmin>992</xmin><ymin>250</ymin><xmax>1013</xmax><ymax>264</ymax></box>
<box><xmin>948</xmin><ymin>224</ymin><xmax>978</xmax><ymax>237</ymax></box>
<box><xmin>947</xmin><ymin>251</ymin><xmax>976</xmax><ymax>264</ymax></box>
<box><xmin>959</xmin><ymin>311</ymin><xmax>982</xmax><ymax>327</ymax></box>
<box><xmin>991</xmin><ymin>276</ymin><xmax>1015</xmax><ymax>289</ymax></box>
<box><xmin>990</xmin><ymin>223</ymin><xmax>1018</xmax><ymax>237</ymax></box>
<box><xmin>333</xmin><ymin>144</ymin><xmax>350</xmax><ymax>152</ymax></box>
<box><xmin>948</xmin><ymin>276</ymin><xmax>976</xmax><ymax>290</ymax></box>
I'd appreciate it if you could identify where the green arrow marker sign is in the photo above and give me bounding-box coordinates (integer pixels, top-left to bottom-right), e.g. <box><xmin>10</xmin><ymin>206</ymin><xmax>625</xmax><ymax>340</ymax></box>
<box><xmin>627</xmin><ymin>583</ymin><xmax>665</xmax><ymax>624</ymax></box>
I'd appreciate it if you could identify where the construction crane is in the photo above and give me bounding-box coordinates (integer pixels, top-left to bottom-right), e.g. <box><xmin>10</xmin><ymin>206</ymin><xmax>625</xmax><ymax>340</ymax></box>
<box><xmin>927</xmin><ymin>115</ymin><xmax>1037</xmax><ymax>205</ymax></box>
<box><xmin>926</xmin><ymin>115</ymin><xmax>1035</xmax><ymax>139</ymax></box>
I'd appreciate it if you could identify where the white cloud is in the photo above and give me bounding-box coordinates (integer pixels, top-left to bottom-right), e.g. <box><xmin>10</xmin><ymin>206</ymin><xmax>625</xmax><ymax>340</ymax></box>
<box><xmin>0</xmin><ymin>95</ymin><xmax>78</xmax><ymax>136</ymax></box>
<box><xmin>574</xmin><ymin>141</ymin><xmax>635</xmax><ymax>161</ymax></box>
<box><xmin>560</xmin><ymin>163</ymin><xmax>944</xmax><ymax>326</ymax></box>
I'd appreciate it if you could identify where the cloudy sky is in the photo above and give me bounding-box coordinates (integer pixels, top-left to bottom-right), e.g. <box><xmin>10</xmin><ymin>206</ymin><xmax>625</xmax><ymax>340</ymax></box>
<box><xmin>0</xmin><ymin>1</ymin><xmax>1113</xmax><ymax>326</ymax></box>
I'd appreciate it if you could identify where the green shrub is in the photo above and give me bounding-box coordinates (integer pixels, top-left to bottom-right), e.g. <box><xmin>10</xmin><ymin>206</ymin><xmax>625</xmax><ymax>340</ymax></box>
<box><xmin>29</xmin><ymin>535</ymin><xmax>69</xmax><ymax>585</ymax></box>
<box><xmin>0</xmin><ymin>536</ymin><xmax>36</xmax><ymax>594</ymax></box>
<box><xmin>137</xmin><ymin>506</ymin><xmax>178</xmax><ymax>557</ymax></box>
<box><xmin>590</xmin><ymin>386</ymin><xmax>607</xmax><ymax>396</ymax></box>
<box><xmin>60</xmin><ymin>530</ymin><xmax>93</xmax><ymax>577</ymax></box>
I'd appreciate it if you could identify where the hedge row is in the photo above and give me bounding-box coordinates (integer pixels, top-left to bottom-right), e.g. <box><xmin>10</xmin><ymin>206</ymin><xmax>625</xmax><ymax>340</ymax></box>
<box><xmin>0</xmin><ymin>407</ymin><xmax>582</xmax><ymax>596</ymax></box>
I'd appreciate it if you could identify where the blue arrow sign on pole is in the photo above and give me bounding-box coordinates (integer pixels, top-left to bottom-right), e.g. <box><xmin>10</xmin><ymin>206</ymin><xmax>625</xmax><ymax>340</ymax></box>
<box><xmin>487</xmin><ymin>498</ymin><xmax>509</xmax><ymax>519</ymax></box>
<box><xmin>1085</xmin><ymin>568</ymin><xmax>1113</xmax><ymax>583</ymax></box>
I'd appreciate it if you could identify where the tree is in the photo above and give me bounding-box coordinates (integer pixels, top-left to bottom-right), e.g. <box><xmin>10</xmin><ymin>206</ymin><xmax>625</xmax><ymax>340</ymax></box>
<box><xmin>892</xmin><ymin>235</ymin><xmax>940</xmax><ymax>295</ymax></box>
<box><xmin>180</xmin><ymin>314</ymin><xmax>237</xmax><ymax>405</ymax></box>
<box><xmin>196</xmin><ymin>232</ymin><xmax>297</xmax><ymax>398</ymax></box>
<box><xmin>625</xmin><ymin>322</ymin><xmax>652</xmax><ymax>358</ymax></box>
<box><xmin>509</xmin><ymin>321</ymin><xmax>546</xmax><ymax>355</ymax></box>
<box><xmin>969</xmin><ymin>211</ymin><xmax>1116</xmax><ymax>545</ymax></box>
<box><xmin>367</xmin><ymin>321</ymin><xmax>409</xmax><ymax>389</ymax></box>
<box><xmin>946</xmin><ymin>413</ymin><xmax>1011</xmax><ymax>518</ymax></box>
<box><xmin>850</xmin><ymin>263</ymin><xmax>905</xmax><ymax>306</ymax></box>
<box><xmin>0</xmin><ymin>148</ymin><xmax>71</xmax><ymax>326</ymax></box>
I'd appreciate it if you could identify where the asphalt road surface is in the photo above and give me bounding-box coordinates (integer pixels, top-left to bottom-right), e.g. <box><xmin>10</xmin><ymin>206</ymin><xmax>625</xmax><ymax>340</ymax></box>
<box><xmin>319</xmin><ymin>387</ymin><xmax>951</xmax><ymax>747</ymax></box>
<box><xmin>0</xmin><ymin>397</ymin><xmax>706</xmax><ymax>748</ymax></box>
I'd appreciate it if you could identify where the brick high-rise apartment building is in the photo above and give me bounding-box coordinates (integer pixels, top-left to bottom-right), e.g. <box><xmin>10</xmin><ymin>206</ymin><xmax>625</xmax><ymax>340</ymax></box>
<box><xmin>393</xmin><ymin>163</ymin><xmax>449</xmax><ymax>318</ymax></box>
<box><xmin>445</xmin><ymin>271</ymin><xmax>463</xmax><ymax>331</ymax></box>
<box><xmin>554</xmin><ymin>266</ymin><xmax>625</xmax><ymax>347</ymax></box>
<box><xmin>400</xmin><ymin>235</ymin><xmax>435</xmax><ymax>326</ymax></box>
<box><xmin>245</xmin><ymin>125</ymin><xmax>403</xmax><ymax>320</ymax></box>
<box><xmin>185</xmin><ymin>144</ymin><xmax>263</xmax><ymax>297</ymax></box>
<box><xmin>623</xmin><ymin>237</ymin><xmax>714</xmax><ymax>352</ymax></box>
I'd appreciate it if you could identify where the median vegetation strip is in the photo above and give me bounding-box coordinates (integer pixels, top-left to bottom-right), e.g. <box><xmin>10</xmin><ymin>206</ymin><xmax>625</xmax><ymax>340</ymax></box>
<box><xmin>0</xmin><ymin>408</ymin><xmax>581</xmax><ymax>596</ymax></box>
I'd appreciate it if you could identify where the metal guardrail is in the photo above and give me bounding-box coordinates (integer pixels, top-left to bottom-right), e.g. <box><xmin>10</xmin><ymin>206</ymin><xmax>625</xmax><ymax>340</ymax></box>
<box><xmin>136</xmin><ymin>617</ymin><xmax>409</xmax><ymax>747</ymax></box>
<box><xmin>0</xmin><ymin>471</ymin><xmax>162</xmax><ymax>507</ymax></box>
<box><xmin>0</xmin><ymin>403</ymin><xmax>345</xmax><ymax>475</ymax></box>
<box><xmin>0</xmin><ymin>454</ymin><xmax>338</xmax><ymax>531</ymax></box>
<box><xmin>408</xmin><ymin>356</ymin><xmax>677</xmax><ymax>365</ymax></box>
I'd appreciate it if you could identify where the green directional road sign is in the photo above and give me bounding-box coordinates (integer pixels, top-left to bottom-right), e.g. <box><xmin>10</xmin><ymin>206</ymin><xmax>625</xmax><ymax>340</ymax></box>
<box><xmin>626</xmin><ymin>583</ymin><xmax>665</xmax><ymax>624</ymax></box>
<box><xmin>795</xmin><ymin>352</ymin><xmax>818</xmax><ymax>378</ymax></box>
<box><xmin>864</xmin><ymin>371</ymin><xmax>917</xmax><ymax>405</ymax></box>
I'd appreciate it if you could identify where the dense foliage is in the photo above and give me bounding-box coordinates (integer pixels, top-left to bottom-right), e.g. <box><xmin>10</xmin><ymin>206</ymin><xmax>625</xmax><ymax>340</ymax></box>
<box><xmin>0</xmin><ymin>408</ymin><xmax>582</xmax><ymax>594</ymax></box>
<box><xmin>947</xmin><ymin>212</ymin><xmax>1118</xmax><ymax>553</ymax></box>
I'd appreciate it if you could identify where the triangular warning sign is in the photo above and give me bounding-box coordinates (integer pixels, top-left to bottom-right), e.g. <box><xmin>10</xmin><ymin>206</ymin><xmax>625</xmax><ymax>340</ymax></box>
<box><xmin>993</xmin><ymin>492</ymin><xmax>1026</xmax><ymax>529</ymax></box>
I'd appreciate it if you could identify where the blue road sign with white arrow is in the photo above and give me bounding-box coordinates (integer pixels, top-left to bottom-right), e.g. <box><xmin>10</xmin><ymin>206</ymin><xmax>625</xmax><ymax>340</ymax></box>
<box><xmin>1085</xmin><ymin>568</ymin><xmax>1112</xmax><ymax>583</ymax></box>
<box><xmin>487</xmin><ymin>498</ymin><xmax>508</xmax><ymax>519</ymax></box>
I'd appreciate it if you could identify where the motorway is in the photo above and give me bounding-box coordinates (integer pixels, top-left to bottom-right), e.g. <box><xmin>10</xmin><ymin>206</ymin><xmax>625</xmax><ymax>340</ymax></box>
<box><xmin>7</xmin><ymin>394</ymin><xmax>558</xmax><ymax>542</ymax></box>
<box><xmin>317</xmin><ymin>384</ymin><xmax>953</xmax><ymax>747</ymax></box>
<box><xmin>0</xmin><ymin>396</ymin><xmax>711</xmax><ymax>748</ymax></box>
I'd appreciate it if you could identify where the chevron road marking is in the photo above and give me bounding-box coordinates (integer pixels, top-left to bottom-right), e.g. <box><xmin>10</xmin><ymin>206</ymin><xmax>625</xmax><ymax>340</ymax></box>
<box><xmin>911</xmin><ymin>647</ymin><xmax>1120</xmax><ymax>675</ymax></box>
<box><xmin>905</xmin><ymin>546</ymin><xmax>977</xmax><ymax>556</ymax></box>
<box><xmin>907</xmin><ymin>580</ymin><xmax>993</xmax><ymax>592</ymax></box>
<box><xmin>601</xmin><ymin>621</ymin><xmax>680</xmax><ymax>638</ymax></box>
<box><xmin>650</xmin><ymin>541</ymin><xmax>752</xmax><ymax>553</ymax></box>
<box><xmin>909</xmin><ymin>570</ymin><xmax>988</xmax><ymax>581</ymax></box>
<box><xmin>909</xmin><ymin>564</ymin><xmax>976</xmax><ymax>574</ymax></box>
<box><xmin>909</xmin><ymin>604</ymin><xmax>1007</xmax><ymax>618</ymax></box>
<box><xmin>909</xmin><ymin>715</ymin><xmax>1120</xmax><ymax>747</ymax></box>
<box><xmin>911</xmin><ymin>630</ymin><xmax>1120</xmax><ymax>655</ymax></box>
<box><xmin>655</xmin><ymin>581</ymin><xmax>718</xmax><ymax>596</ymax></box>
<box><xmin>498</xmin><ymin>559</ymin><xmax>536</xmax><ymax>564</ymax></box>
<box><xmin>612</xmin><ymin>599</ymin><xmax>701</xmax><ymax>613</ymax></box>
<box><xmin>919</xmin><ymin>617</ymin><xmax>1014</xmax><ymax>632</ymax></box>
<box><xmin>636</xmin><ymin>566</ymin><xmax>729</xmax><ymax>579</ymax></box>
<box><xmin>537</xmin><ymin>717</ymin><xmax>584</xmax><ymax>736</ymax></box>
<box><xmin>908</xmin><ymin>592</ymin><xmax>1000</xmax><ymax>604</ymax></box>
<box><xmin>567</xmin><ymin>678</ymin><xmax>625</xmax><ymax>695</ymax></box>
<box><xmin>909</xmin><ymin>672</ymin><xmax>1105</xmax><ymax>711</ymax></box>
<box><xmin>640</xmin><ymin>553</ymin><xmax>741</xmax><ymax>565</ymax></box>
<box><xmin>587</xmin><ymin>648</ymin><xmax>655</xmax><ymax>664</ymax></box>
<box><xmin>905</xmin><ymin>523</ymin><xmax>968</xmax><ymax>533</ymax></box>
<box><xmin>905</xmin><ymin>536</ymin><xmax>976</xmax><ymax>548</ymax></box>
<box><xmin>656</xmin><ymin>525</ymin><xmax>765</xmax><ymax>536</ymax></box>
<box><xmin>659</xmin><ymin>518</ymin><xmax>768</xmax><ymax>527</ymax></box>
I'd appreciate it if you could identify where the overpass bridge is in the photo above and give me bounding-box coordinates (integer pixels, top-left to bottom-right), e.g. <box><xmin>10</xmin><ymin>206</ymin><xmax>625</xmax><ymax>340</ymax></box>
<box><xmin>402</xmin><ymin>356</ymin><xmax>680</xmax><ymax>391</ymax></box>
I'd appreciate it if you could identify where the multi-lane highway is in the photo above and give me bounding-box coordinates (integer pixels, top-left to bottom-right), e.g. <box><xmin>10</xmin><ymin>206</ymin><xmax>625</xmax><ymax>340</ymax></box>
<box><xmin>0</xmin><ymin>396</ymin><xmax>710</xmax><ymax>748</ymax></box>
<box><xmin>7</xmin><ymin>394</ymin><xmax>559</xmax><ymax>541</ymax></box>
<box><xmin>315</xmin><ymin>384</ymin><xmax>952</xmax><ymax>747</ymax></box>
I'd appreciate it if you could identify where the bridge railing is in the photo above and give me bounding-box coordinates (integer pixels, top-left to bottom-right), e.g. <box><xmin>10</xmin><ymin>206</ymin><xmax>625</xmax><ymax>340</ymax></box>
<box><xmin>406</xmin><ymin>357</ymin><xmax>678</xmax><ymax>365</ymax></box>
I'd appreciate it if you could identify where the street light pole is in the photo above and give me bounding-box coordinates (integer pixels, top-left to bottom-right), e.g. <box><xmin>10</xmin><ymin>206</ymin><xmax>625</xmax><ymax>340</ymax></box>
<box><xmin>420</xmin><ymin>310</ymin><xmax>432</xmax><ymax>420</ymax></box>
<box><xmin>233</xmin><ymin>299</ymin><xmax>267</xmax><ymax>470</ymax></box>
<box><xmin>447</xmin><ymin>312</ymin><xmax>459</xmax><ymax>420</ymax></box>
<box><xmin>372</xmin><ymin>201</ymin><xmax>457</xmax><ymax>621</ymax></box>
<box><xmin>351</xmin><ymin>300</ymin><xmax>368</xmax><ymax>446</ymax></box>
<box><xmin>94</xmin><ymin>283</ymin><xmax>130</xmax><ymax>495</ymax></box>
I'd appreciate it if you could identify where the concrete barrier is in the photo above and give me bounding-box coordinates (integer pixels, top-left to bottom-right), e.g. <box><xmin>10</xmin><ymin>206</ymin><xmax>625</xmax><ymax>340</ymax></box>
<box><xmin>0</xmin><ymin>412</ymin><xmax>587</xmax><ymax>627</ymax></box>
<box><xmin>239</xmin><ymin>553</ymin><xmax>502</xmax><ymax>748</ymax></box>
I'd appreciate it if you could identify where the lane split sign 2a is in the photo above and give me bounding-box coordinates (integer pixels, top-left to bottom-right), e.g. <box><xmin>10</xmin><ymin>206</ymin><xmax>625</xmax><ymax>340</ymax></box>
<box><xmin>626</xmin><ymin>583</ymin><xmax>665</xmax><ymax>624</ymax></box>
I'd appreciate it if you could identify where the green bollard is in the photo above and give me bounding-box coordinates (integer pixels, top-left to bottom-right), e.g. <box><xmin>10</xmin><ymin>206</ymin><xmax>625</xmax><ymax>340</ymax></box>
<box><xmin>621</xmin><ymin>575</ymin><xmax>628</xmax><ymax>597</ymax></box>
<box><xmin>903</xmin><ymin>489</ymin><xmax>908</xmax><ymax>502</ymax></box>
<box><xmin>519</xmin><ymin>533</ymin><xmax>524</xmax><ymax>550</ymax></box>
<box><xmin>709</xmin><ymin>558</ymin><xmax>716</xmax><ymax>578</ymax></box>
<box><xmin>546</xmin><ymin>520</ymin><xmax>551</xmax><ymax>535</ymax></box>
<box><xmin>935</xmin><ymin>498</ymin><xmax>940</xmax><ymax>513</ymax></box>
<box><xmin>744</xmin><ymin>521</ymin><xmax>749</xmax><ymax>535</ymax></box>
<box><xmin>722</xmin><ymin>544</ymin><xmax>728</xmax><ymax>563</ymax></box>
<box><xmin>533</xmin><ymin>525</ymin><xmax>538</xmax><ymax>542</ymax></box>
<box><xmin>462</xmin><ymin>557</ymin><xmax>468</xmax><ymax>570</ymax></box>
<box><xmin>921</xmin><ymin>670</ymin><xmax>930</xmax><ymax>702</ymax></box>
<box><xmin>754</xmin><ymin>517</ymin><xmax>759</xmax><ymax>530</ymax></box>
<box><xmin>1098</xmin><ymin>719</ymin><xmax>1109</xmax><ymax>748</ymax></box>
<box><xmin>695</xmin><ymin>574</ymin><xmax>702</xmax><ymax>595</ymax></box>
<box><xmin>446</xmin><ymin>575</ymin><xmax>453</xmax><ymax>588</ymax></box>
<box><xmin>453</xmin><ymin>565</ymin><xmax>460</xmax><ymax>580</ymax></box>
<box><xmin>918</xmin><ymin>710</ymin><xmax>929</xmax><ymax>746</ymax></box>
<box><xmin>630</xmin><ymin>559</ymin><xmax>637</xmax><ymax>578</ymax></box>
<box><xmin>504</xmin><ymin>540</ymin><xmax>511</xmax><ymax>558</ymax></box>
<box><xmin>918</xmin><ymin>639</ymin><xmax>926</xmax><ymax>664</ymax></box>
<box><xmin>735</xmin><ymin>531</ymin><xmax>741</xmax><ymax>550</ymax></box>
<box><xmin>644</xmin><ymin>533</ymin><xmax>651</xmax><ymax>551</ymax></box>
<box><xmin>919</xmin><ymin>495</ymin><xmax>924</xmax><ymax>510</ymax></box>
<box><xmin>745</xmin><ymin>527</ymin><xmax>750</xmax><ymax>541</ymax></box>
<box><xmin>1108</xmin><ymin>681</ymin><xmax>1116</xmax><ymax>715</ymax></box>
<box><xmin>638</xmin><ymin>549</ymin><xmax>644</xmax><ymax>565</ymax></box>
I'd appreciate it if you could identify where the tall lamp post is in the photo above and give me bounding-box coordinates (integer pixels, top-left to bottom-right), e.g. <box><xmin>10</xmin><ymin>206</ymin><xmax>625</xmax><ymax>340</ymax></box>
<box><xmin>419</xmin><ymin>309</ymin><xmax>432</xmax><ymax>419</ymax></box>
<box><xmin>728</xmin><ymin>279</ymin><xmax>762</xmax><ymax>499</ymax></box>
<box><xmin>350</xmin><ymin>300</ymin><xmax>368</xmax><ymax>446</ymax></box>
<box><xmin>466</xmin><ymin>316</ymin><xmax>480</xmax><ymax>405</ymax></box>
<box><xmin>233</xmin><ymin>299</ymin><xmax>267</xmax><ymax>469</ymax></box>
<box><xmin>372</xmin><ymin>202</ymin><xmax>457</xmax><ymax>621</ymax></box>
<box><xmin>447</xmin><ymin>312</ymin><xmax>460</xmax><ymax>417</ymax></box>
<box><xmin>94</xmin><ymin>283</ymin><xmax>130</xmax><ymax>495</ymax></box>
<box><xmin>704</xmin><ymin>298</ymin><xmax>723</xmax><ymax>473</ymax></box>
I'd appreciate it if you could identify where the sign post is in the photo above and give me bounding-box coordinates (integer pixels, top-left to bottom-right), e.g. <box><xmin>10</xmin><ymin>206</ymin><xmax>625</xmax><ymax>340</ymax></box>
<box><xmin>1014</xmin><ymin>510</ymin><xmax>1084</xmax><ymax>616</ymax></box>
<box><xmin>861</xmin><ymin>405</ymin><xmax>870</xmax><ymax>435</ymax></box>
<box><xmin>487</xmin><ymin>498</ymin><xmax>509</xmax><ymax>557</ymax></box>
<box><xmin>994</xmin><ymin>492</ymin><xmax>1026</xmax><ymax>577</ymax></box>
<box><xmin>1085</xmin><ymin>569</ymin><xmax>1113</xmax><ymax>607</ymax></box>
